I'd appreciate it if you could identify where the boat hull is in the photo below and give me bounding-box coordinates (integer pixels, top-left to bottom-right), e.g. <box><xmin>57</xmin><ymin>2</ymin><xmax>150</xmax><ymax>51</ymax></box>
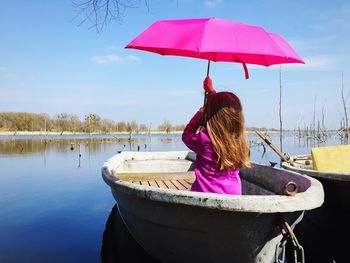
<box><xmin>103</xmin><ymin>151</ymin><xmax>323</xmax><ymax>263</ymax></box>
<box><xmin>112</xmin><ymin>188</ymin><xmax>303</xmax><ymax>263</ymax></box>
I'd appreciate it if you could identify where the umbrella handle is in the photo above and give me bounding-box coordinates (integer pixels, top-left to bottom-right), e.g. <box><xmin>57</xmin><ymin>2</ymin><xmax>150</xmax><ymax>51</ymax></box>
<box><xmin>200</xmin><ymin>91</ymin><xmax>209</xmax><ymax>127</ymax></box>
<box><xmin>206</xmin><ymin>60</ymin><xmax>211</xmax><ymax>76</ymax></box>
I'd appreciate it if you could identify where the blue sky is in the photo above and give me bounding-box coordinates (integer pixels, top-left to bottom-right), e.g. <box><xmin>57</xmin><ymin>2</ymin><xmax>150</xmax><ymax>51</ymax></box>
<box><xmin>0</xmin><ymin>0</ymin><xmax>349</xmax><ymax>129</ymax></box>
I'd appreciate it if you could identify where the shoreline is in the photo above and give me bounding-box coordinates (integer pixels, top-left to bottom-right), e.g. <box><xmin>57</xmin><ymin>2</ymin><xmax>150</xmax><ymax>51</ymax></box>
<box><xmin>0</xmin><ymin>130</ymin><xmax>285</xmax><ymax>136</ymax></box>
<box><xmin>0</xmin><ymin>131</ymin><xmax>183</xmax><ymax>136</ymax></box>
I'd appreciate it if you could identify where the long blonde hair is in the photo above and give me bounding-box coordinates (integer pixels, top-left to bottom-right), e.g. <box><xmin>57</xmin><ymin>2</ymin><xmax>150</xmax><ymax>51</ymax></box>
<box><xmin>206</xmin><ymin>92</ymin><xmax>251</xmax><ymax>170</ymax></box>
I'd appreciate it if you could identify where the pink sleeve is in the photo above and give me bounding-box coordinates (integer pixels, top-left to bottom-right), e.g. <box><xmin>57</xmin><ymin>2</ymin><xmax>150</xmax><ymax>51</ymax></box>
<box><xmin>182</xmin><ymin>111</ymin><xmax>203</xmax><ymax>153</ymax></box>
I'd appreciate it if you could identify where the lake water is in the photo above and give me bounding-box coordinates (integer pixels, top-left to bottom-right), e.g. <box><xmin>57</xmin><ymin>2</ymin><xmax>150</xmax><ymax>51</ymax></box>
<box><xmin>0</xmin><ymin>132</ymin><xmax>341</xmax><ymax>263</ymax></box>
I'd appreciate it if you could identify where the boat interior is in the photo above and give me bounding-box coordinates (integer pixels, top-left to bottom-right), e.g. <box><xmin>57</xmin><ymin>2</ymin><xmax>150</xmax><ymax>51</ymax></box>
<box><xmin>112</xmin><ymin>158</ymin><xmax>195</xmax><ymax>191</ymax></box>
<box><xmin>110</xmin><ymin>152</ymin><xmax>311</xmax><ymax>196</ymax></box>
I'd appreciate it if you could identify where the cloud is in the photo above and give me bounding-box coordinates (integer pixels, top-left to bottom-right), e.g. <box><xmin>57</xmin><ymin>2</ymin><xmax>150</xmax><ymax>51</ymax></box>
<box><xmin>2</xmin><ymin>73</ymin><xmax>16</xmax><ymax>79</ymax></box>
<box><xmin>282</xmin><ymin>55</ymin><xmax>341</xmax><ymax>71</ymax></box>
<box><xmin>288</xmin><ymin>37</ymin><xmax>335</xmax><ymax>53</ymax></box>
<box><xmin>91</xmin><ymin>54</ymin><xmax>141</xmax><ymax>64</ymax></box>
<box><xmin>91</xmin><ymin>55</ymin><xmax>122</xmax><ymax>64</ymax></box>
<box><xmin>204</xmin><ymin>0</ymin><xmax>222</xmax><ymax>8</ymax></box>
<box><xmin>300</xmin><ymin>56</ymin><xmax>333</xmax><ymax>69</ymax></box>
<box><xmin>0</xmin><ymin>66</ymin><xmax>16</xmax><ymax>79</ymax></box>
<box><xmin>126</xmin><ymin>55</ymin><xmax>141</xmax><ymax>62</ymax></box>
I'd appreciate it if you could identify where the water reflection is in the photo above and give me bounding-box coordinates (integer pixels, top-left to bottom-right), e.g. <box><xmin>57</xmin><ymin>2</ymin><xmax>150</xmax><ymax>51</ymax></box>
<box><xmin>101</xmin><ymin>205</ymin><xmax>160</xmax><ymax>263</ymax></box>
<box><xmin>0</xmin><ymin>132</ymin><xmax>343</xmax><ymax>167</ymax></box>
<box><xmin>0</xmin><ymin>136</ymin><xmax>183</xmax><ymax>156</ymax></box>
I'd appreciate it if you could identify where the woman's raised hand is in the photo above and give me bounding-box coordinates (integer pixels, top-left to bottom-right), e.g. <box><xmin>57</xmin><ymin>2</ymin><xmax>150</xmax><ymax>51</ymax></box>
<box><xmin>203</xmin><ymin>76</ymin><xmax>214</xmax><ymax>93</ymax></box>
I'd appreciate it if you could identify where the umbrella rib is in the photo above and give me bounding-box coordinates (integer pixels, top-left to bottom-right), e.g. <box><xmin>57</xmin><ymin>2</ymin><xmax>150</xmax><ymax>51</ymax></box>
<box><xmin>199</xmin><ymin>20</ymin><xmax>210</xmax><ymax>60</ymax></box>
<box><xmin>266</xmin><ymin>33</ymin><xmax>289</xmax><ymax>59</ymax></box>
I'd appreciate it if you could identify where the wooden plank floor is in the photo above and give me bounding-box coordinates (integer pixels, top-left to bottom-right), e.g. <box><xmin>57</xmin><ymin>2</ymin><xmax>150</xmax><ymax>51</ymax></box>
<box><xmin>132</xmin><ymin>178</ymin><xmax>193</xmax><ymax>190</ymax></box>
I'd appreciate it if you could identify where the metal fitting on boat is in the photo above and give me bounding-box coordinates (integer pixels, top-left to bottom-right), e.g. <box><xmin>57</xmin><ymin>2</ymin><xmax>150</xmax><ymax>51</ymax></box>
<box><xmin>283</xmin><ymin>182</ymin><xmax>298</xmax><ymax>196</ymax></box>
<box><xmin>275</xmin><ymin>221</ymin><xmax>305</xmax><ymax>263</ymax></box>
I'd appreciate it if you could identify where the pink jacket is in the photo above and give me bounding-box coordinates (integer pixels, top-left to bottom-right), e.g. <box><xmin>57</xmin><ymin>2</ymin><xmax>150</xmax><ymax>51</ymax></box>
<box><xmin>182</xmin><ymin>111</ymin><xmax>242</xmax><ymax>195</ymax></box>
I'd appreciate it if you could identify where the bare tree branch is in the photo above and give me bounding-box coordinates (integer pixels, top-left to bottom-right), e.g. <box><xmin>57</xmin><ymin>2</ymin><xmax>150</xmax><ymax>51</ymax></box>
<box><xmin>279</xmin><ymin>65</ymin><xmax>283</xmax><ymax>154</ymax></box>
<box><xmin>341</xmin><ymin>72</ymin><xmax>349</xmax><ymax>144</ymax></box>
<box><xmin>72</xmin><ymin>0</ymin><xmax>151</xmax><ymax>33</ymax></box>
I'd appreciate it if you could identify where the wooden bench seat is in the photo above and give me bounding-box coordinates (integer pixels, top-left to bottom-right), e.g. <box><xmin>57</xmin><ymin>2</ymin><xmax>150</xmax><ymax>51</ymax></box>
<box><xmin>134</xmin><ymin>178</ymin><xmax>193</xmax><ymax>190</ymax></box>
<box><xmin>112</xmin><ymin>171</ymin><xmax>195</xmax><ymax>190</ymax></box>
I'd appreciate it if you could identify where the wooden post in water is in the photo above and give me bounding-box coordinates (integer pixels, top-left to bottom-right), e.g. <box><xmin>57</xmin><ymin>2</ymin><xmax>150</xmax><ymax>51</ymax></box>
<box><xmin>341</xmin><ymin>72</ymin><xmax>349</xmax><ymax>144</ymax></box>
<box><xmin>255</xmin><ymin>130</ymin><xmax>294</xmax><ymax>166</ymax></box>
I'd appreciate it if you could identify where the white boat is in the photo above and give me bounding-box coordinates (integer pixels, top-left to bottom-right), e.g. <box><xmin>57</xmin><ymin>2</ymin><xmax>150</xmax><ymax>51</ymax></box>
<box><xmin>102</xmin><ymin>151</ymin><xmax>324</xmax><ymax>263</ymax></box>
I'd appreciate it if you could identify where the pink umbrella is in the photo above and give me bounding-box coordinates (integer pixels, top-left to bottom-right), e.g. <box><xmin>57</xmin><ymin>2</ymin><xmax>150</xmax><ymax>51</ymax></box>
<box><xmin>126</xmin><ymin>17</ymin><xmax>304</xmax><ymax>79</ymax></box>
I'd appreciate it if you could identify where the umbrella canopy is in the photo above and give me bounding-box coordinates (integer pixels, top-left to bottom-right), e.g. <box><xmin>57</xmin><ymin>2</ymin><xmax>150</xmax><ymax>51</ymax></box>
<box><xmin>126</xmin><ymin>17</ymin><xmax>304</xmax><ymax>78</ymax></box>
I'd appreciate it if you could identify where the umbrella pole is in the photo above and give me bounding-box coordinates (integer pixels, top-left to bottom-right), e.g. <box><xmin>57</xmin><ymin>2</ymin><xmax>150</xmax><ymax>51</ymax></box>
<box><xmin>206</xmin><ymin>60</ymin><xmax>211</xmax><ymax>76</ymax></box>
<box><xmin>201</xmin><ymin>60</ymin><xmax>211</xmax><ymax>127</ymax></box>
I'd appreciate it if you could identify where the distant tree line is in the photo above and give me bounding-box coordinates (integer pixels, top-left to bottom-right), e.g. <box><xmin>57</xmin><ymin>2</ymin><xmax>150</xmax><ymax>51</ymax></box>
<box><xmin>0</xmin><ymin>112</ymin><xmax>185</xmax><ymax>133</ymax></box>
<box><xmin>0</xmin><ymin>112</ymin><xmax>288</xmax><ymax>134</ymax></box>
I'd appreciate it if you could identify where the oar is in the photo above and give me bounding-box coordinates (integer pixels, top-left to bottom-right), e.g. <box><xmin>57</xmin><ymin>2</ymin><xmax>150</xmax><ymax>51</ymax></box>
<box><xmin>255</xmin><ymin>130</ymin><xmax>294</xmax><ymax>166</ymax></box>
